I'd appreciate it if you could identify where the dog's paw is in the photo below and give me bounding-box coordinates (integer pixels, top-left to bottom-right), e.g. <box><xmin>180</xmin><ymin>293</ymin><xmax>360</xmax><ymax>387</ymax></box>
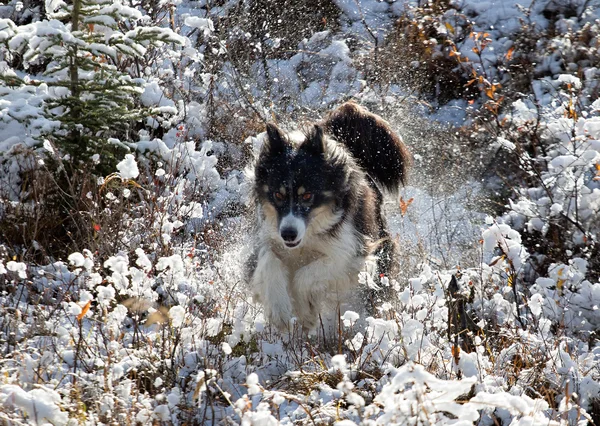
<box><xmin>252</xmin><ymin>291</ymin><xmax>263</xmax><ymax>304</ymax></box>
<box><xmin>265</xmin><ymin>300</ymin><xmax>293</xmax><ymax>331</ymax></box>
<box><xmin>297</xmin><ymin>308</ymin><xmax>319</xmax><ymax>330</ymax></box>
<box><xmin>293</xmin><ymin>269</ymin><xmax>327</xmax><ymax>330</ymax></box>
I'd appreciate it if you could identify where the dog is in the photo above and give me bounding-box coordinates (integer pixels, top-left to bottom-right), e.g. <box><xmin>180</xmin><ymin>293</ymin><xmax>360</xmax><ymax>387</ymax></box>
<box><xmin>246</xmin><ymin>102</ymin><xmax>411</xmax><ymax>331</ymax></box>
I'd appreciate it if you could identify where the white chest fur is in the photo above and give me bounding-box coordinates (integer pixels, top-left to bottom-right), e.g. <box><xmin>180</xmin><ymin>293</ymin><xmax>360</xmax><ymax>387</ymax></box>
<box><xmin>253</xmin><ymin>213</ymin><xmax>368</xmax><ymax>330</ymax></box>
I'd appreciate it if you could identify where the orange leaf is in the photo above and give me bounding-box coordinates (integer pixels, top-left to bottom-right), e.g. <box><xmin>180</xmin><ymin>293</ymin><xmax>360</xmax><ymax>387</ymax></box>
<box><xmin>506</xmin><ymin>46</ymin><xmax>515</xmax><ymax>60</ymax></box>
<box><xmin>399</xmin><ymin>197</ymin><xmax>414</xmax><ymax>217</ymax></box>
<box><xmin>451</xmin><ymin>344</ymin><xmax>461</xmax><ymax>362</ymax></box>
<box><xmin>77</xmin><ymin>301</ymin><xmax>91</xmax><ymax>322</ymax></box>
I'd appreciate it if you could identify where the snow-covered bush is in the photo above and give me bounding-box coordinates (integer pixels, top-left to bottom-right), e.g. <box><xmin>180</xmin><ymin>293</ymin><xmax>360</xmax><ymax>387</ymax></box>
<box><xmin>1</xmin><ymin>0</ymin><xmax>185</xmax><ymax>169</ymax></box>
<box><xmin>0</xmin><ymin>0</ymin><xmax>195</xmax><ymax>255</ymax></box>
<box><xmin>1</xmin><ymin>0</ymin><xmax>600</xmax><ymax>425</ymax></box>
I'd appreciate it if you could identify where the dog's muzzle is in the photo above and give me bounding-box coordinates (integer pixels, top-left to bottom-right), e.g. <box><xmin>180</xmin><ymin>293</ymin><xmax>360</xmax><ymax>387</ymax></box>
<box><xmin>279</xmin><ymin>213</ymin><xmax>305</xmax><ymax>248</ymax></box>
<box><xmin>280</xmin><ymin>227</ymin><xmax>300</xmax><ymax>248</ymax></box>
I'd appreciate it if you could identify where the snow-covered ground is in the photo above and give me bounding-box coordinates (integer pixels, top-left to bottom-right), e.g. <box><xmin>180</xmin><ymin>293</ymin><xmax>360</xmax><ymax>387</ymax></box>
<box><xmin>0</xmin><ymin>0</ymin><xmax>599</xmax><ymax>424</ymax></box>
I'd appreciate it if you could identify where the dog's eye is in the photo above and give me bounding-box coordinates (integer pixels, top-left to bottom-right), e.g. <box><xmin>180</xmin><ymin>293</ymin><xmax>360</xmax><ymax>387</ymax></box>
<box><xmin>302</xmin><ymin>193</ymin><xmax>313</xmax><ymax>202</ymax></box>
<box><xmin>274</xmin><ymin>192</ymin><xmax>285</xmax><ymax>201</ymax></box>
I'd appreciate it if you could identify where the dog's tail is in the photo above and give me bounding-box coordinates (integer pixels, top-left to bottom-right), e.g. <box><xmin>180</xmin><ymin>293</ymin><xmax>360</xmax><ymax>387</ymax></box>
<box><xmin>322</xmin><ymin>102</ymin><xmax>411</xmax><ymax>193</ymax></box>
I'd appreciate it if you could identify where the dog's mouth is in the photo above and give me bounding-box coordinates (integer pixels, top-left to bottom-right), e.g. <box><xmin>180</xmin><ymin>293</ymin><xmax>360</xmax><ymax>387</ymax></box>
<box><xmin>284</xmin><ymin>240</ymin><xmax>301</xmax><ymax>249</ymax></box>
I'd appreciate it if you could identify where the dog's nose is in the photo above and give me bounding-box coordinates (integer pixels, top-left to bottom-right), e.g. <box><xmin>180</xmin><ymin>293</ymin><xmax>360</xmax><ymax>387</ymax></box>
<box><xmin>280</xmin><ymin>227</ymin><xmax>298</xmax><ymax>242</ymax></box>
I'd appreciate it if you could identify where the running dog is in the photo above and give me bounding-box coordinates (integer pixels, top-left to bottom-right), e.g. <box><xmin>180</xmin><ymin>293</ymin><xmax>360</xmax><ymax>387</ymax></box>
<box><xmin>246</xmin><ymin>102</ymin><xmax>410</xmax><ymax>330</ymax></box>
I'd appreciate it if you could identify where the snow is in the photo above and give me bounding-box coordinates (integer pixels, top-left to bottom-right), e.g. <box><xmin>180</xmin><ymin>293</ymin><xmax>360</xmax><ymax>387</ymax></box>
<box><xmin>184</xmin><ymin>16</ymin><xmax>214</xmax><ymax>36</ymax></box>
<box><xmin>67</xmin><ymin>251</ymin><xmax>85</xmax><ymax>267</ymax></box>
<box><xmin>96</xmin><ymin>285</ymin><xmax>116</xmax><ymax>304</ymax></box>
<box><xmin>0</xmin><ymin>385</ymin><xmax>69</xmax><ymax>426</ymax></box>
<box><xmin>116</xmin><ymin>153</ymin><xmax>140</xmax><ymax>180</ymax></box>
<box><xmin>246</xmin><ymin>373</ymin><xmax>261</xmax><ymax>395</ymax></box>
<box><xmin>0</xmin><ymin>0</ymin><xmax>599</xmax><ymax>424</ymax></box>
<box><xmin>6</xmin><ymin>261</ymin><xmax>27</xmax><ymax>279</ymax></box>
<box><xmin>169</xmin><ymin>305</ymin><xmax>186</xmax><ymax>328</ymax></box>
<box><xmin>341</xmin><ymin>310</ymin><xmax>360</xmax><ymax>327</ymax></box>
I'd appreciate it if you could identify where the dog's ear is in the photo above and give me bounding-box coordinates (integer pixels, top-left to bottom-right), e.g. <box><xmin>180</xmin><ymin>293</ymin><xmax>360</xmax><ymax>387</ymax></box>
<box><xmin>300</xmin><ymin>124</ymin><xmax>325</xmax><ymax>155</ymax></box>
<box><xmin>264</xmin><ymin>123</ymin><xmax>288</xmax><ymax>155</ymax></box>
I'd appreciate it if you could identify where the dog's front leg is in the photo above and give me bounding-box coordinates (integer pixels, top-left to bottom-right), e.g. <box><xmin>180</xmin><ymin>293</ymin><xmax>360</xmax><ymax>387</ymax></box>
<box><xmin>292</xmin><ymin>257</ymin><xmax>346</xmax><ymax>329</ymax></box>
<box><xmin>251</xmin><ymin>249</ymin><xmax>293</xmax><ymax>330</ymax></box>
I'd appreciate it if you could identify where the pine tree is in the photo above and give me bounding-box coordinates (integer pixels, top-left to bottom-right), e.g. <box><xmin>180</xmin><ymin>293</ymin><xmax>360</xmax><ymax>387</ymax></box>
<box><xmin>1</xmin><ymin>0</ymin><xmax>185</xmax><ymax>171</ymax></box>
<box><xmin>0</xmin><ymin>0</ymin><xmax>185</xmax><ymax>254</ymax></box>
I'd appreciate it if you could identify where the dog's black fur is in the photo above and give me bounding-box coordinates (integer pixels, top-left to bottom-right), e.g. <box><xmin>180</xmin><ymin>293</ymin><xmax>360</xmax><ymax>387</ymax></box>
<box><xmin>322</xmin><ymin>102</ymin><xmax>410</xmax><ymax>191</ymax></box>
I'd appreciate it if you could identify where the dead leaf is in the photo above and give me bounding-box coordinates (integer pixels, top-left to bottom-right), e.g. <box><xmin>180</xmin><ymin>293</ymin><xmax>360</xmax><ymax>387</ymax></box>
<box><xmin>451</xmin><ymin>344</ymin><xmax>461</xmax><ymax>363</ymax></box>
<box><xmin>77</xmin><ymin>300</ymin><xmax>91</xmax><ymax>322</ymax></box>
<box><xmin>144</xmin><ymin>308</ymin><xmax>169</xmax><ymax>326</ymax></box>
<box><xmin>506</xmin><ymin>46</ymin><xmax>515</xmax><ymax>60</ymax></box>
<box><xmin>122</xmin><ymin>297</ymin><xmax>151</xmax><ymax>313</ymax></box>
<box><xmin>399</xmin><ymin>197</ymin><xmax>414</xmax><ymax>216</ymax></box>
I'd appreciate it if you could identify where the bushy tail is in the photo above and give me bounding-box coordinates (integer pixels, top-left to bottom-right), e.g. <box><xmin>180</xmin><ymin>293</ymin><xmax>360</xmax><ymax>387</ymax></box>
<box><xmin>322</xmin><ymin>102</ymin><xmax>411</xmax><ymax>193</ymax></box>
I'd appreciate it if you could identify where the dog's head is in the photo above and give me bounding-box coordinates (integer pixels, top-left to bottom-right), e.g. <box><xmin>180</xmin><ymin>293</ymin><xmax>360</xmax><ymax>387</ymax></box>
<box><xmin>253</xmin><ymin>123</ymin><xmax>348</xmax><ymax>249</ymax></box>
